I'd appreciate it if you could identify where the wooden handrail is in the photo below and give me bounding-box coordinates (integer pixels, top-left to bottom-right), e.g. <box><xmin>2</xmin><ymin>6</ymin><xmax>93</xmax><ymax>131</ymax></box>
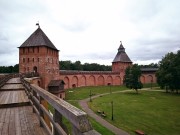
<box><xmin>21</xmin><ymin>77</ymin><xmax>100</xmax><ymax>135</ymax></box>
<box><xmin>0</xmin><ymin>74</ymin><xmax>15</xmax><ymax>88</ymax></box>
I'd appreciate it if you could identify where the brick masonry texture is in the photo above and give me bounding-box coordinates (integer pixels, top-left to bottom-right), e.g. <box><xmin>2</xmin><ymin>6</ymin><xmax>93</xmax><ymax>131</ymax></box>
<box><xmin>19</xmin><ymin>27</ymin><xmax>157</xmax><ymax>91</ymax></box>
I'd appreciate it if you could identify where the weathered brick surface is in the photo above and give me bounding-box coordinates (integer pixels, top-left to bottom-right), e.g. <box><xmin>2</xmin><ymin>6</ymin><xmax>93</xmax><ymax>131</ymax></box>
<box><xmin>19</xmin><ymin>46</ymin><xmax>59</xmax><ymax>90</ymax></box>
<box><xmin>19</xmin><ymin>28</ymin><xmax>157</xmax><ymax>92</ymax></box>
<box><xmin>59</xmin><ymin>73</ymin><xmax>123</xmax><ymax>89</ymax></box>
<box><xmin>19</xmin><ymin>45</ymin><xmax>157</xmax><ymax>91</ymax></box>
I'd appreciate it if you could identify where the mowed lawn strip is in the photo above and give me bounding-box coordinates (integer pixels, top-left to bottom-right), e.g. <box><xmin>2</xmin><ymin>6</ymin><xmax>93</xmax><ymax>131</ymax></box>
<box><xmin>89</xmin><ymin>90</ymin><xmax>180</xmax><ymax>135</ymax></box>
<box><xmin>65</xmin><ymin>85</ymin><xmax>129</xmax><ymax>100</ymax></box>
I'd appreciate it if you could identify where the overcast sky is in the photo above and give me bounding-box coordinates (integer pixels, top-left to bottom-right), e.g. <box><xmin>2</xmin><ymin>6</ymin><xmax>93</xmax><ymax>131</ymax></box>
<box><xmin>0</xmin><ymin>0</ymin><xmax>180</xmax><ymax>66</ymax></box>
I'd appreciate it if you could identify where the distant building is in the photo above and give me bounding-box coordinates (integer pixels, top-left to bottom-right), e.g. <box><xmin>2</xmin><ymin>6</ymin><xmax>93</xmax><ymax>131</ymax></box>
<box><xmin>18</xmin><ymin>26</ymin><xmax>157</xmax><ymax>98</ymax></box>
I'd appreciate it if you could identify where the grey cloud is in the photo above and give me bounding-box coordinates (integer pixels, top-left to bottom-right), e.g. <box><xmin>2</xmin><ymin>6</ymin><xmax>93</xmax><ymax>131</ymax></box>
<box><xmin>61</xmin><ymin>22</ymin><xmax>91</xmax><ymax>32</ymax></box>
<box><xmin>63</xmin><ymin>52</ymin><xmax>115</xmax><ymax>63</ymax></box>
<box><xmin>1</xmin><ymin>0</ymin><xmax>180</xmax><ymax>66</ymax></box>
<box><xmin>129</xmin><ymin>38</ymin><xmax>180</xmax><ymax>61</ymax></box>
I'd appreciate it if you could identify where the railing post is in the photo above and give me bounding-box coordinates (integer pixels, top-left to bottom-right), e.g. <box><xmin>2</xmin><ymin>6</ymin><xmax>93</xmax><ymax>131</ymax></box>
<box><xmin>53</xmin><ymin>109</ymin><xmax>62</xmax><ymax>135</ymax></box>
<box><xmin>53</xmin><ymin>109</ymin><xmax>68</xmax><ymax>135</ymax></box>
<box><xmin>32</xmin><ymin>89</ymin><xmax>36</xmax><ymax>113</ymax></box>
<box><xmin>72</xmin><ymin>125</ymin><xmax>82</xmax><ymax>135</ymax></box>
<box><xmin>39</xmin><ymin>96</ymin><xmax>44</xmax><ymax>127</ymax></box>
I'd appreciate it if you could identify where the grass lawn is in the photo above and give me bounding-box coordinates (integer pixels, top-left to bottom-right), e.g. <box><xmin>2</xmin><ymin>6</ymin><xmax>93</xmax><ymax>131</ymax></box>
<box><xmin>67</xmin><ymin>100</ymin><xmax>115</xmax><ymax>135</ymax></box>
<box><xmin>65</xmin><ymin>85</ymin><xmax>129</xmax><ymax>100</ymax></box>
<box><xmin>89</xmin><ymin>90</ymin><xmax>180</xmax><ymax>135</ymax></box>
<box><xmin>65</xmin><ymin>83</ymin><xmax>159</xmax><ymax>101</ymax></box>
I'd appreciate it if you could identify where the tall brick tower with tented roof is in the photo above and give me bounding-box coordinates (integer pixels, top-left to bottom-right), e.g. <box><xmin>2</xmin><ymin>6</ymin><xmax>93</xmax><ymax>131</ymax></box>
<box><xmin>18</xmin><ymin>24</ymin><xmax>60</xmax><ymax>90</ymax></box>
<box><xmin>112</xmin><ymin>41</ymin><xmax>132</xmax><ymax>80</ymax></box>
<box><xmin>18</xmin><ymin>25</ymin><xmax>157</xmax><ymax>90</ymax></box>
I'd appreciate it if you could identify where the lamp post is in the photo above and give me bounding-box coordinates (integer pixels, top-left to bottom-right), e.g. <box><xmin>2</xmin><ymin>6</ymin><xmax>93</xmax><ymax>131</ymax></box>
<box><xmin>151</xmin><ymin>80</ymin><xmax>153</xmax><ymax>89</ymax></box>
<box><xmin>111</xmin><ymin>101</ymin><xmax>114</xmax><ymax>120</ymax></box>
<box><xmin>89</xmin><ymin>89</ymin><xmax>92</xmax><ymax>102</ymax></box>
<box><xmin>110</xmin><ymin>84</ymin><xmax>111</xmax><ymax>94</ymax></box>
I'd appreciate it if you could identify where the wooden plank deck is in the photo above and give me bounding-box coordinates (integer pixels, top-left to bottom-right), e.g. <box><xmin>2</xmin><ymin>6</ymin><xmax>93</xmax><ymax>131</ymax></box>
<box><xmin>0</xmin><ymin>78</ymin><xmax>48</xmax><ymax>135</ymax></box>
<box><xmin>0</xmin><ymin>84</ymin><xmax>24</xmax><ymax>91</ymax></box>
<box><xmin>6</xmin><ymin>78</ymin><xmax>21</xmax><ymax>84</ymax></box>
<box><xmin>0</xmin><ymin>91</ymin><xmax>29</xmax><ymax>108</ymax></box>
<box><xmin>0</xmin><ymin>106</ymin><xmax>47</xmax><ymax>135</ymax></box>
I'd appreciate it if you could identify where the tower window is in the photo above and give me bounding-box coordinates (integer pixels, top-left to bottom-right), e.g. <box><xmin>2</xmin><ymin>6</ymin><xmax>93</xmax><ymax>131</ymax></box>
<box><xmin>27</xmin><ymin>58</ymin><xmax>29</xmax><ymax>63</ymax></box>
<box><xmin>23</xmin><ymin>58</ymin><xmax>25</xmax><ymax>63</ymax></box>
<box><xmin>32</xmin><ymin>58</ymin><xmax>34</xmax><ymax>62</ymax></box>
<box><xmin>37</xmin><ymin>47</ymin><xmax>39</xmax><ymax>53</ymax></box>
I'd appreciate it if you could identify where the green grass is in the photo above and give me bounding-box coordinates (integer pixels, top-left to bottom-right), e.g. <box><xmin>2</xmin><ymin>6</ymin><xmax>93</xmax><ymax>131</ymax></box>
<box><xmin>67</xmin><ymin>99</ymin><xmax>114</xmax><ymax>135</ymax></box>
<box><xmin>65</xmin><ymin>85</ymin><xmax>129</xmax><ymax>100</ymax></box>
<box><xmin>89</xmin><ymin>90</ymin><xmax>180</xmax><ymax>135</ymax></box>
<box><xmin>143</xmin><ymin>83</ymin><xmax>159</xmax><ymax>88</ymax></box>
<box><xmin>65</xmin><ymin>84</ymin><xmax>159</xmax><ymax>100</ymax></box>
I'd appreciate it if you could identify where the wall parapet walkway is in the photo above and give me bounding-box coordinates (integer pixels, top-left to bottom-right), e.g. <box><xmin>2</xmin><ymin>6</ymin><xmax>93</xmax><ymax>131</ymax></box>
<box><xmin>60</xmin><ymin>70</ymin><xmax>120</xmax><ymax>75</ymax></box>
<box><xmin>21</xmin><ymin>77</ymin><xmax>101</xmax><ymax>135</ymax></box>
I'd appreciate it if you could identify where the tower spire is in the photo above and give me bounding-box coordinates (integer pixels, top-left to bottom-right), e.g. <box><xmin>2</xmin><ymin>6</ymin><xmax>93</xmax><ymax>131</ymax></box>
<box><xmin>118</xmin><ymin>41</ymin><xmax>125</xmax><ymax>52</ymax></box>
<box><xmin>36</xmin><ymin>22</ymin><xmax>40</xmax><ymax>28</ymax></box>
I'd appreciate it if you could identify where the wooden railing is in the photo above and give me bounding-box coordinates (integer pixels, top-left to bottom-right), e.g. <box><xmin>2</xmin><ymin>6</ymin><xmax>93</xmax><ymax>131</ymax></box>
<box><xmin>0</xmin><ymin>73</ymin><xmax>20</xmax><ymax>88</ymax></box>
<box><xmin>21</xmin><ymin>77</ymin><xmax>100</xmax><ymax>135</ymax></box>
<box><xmin>21</xmin><ymin>72</ymin><xmax>39</xmax><ymax>78</ymax></box>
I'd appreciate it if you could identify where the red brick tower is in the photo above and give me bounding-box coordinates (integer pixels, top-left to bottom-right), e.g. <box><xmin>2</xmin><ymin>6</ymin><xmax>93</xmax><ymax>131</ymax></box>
<box><xmin>112</xmin><ymin>41</ymin><xmax>132</xmax><ymax>78</ymax></box>
<box><xmin>18</xmin><ymin>25</ymin><xmax>59</xmax><ymax>89</ymax></box>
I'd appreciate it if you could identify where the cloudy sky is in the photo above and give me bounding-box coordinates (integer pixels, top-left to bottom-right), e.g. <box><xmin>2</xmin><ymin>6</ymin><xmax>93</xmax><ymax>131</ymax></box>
<box><xmin>0</xmin><ymin>0</ymin><xmax>180</xmax><ymax>66</ymax></box>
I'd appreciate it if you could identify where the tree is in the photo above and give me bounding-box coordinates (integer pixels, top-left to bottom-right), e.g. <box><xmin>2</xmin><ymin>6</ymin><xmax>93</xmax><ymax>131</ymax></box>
<box><xmin>59</xmin><ymin>61</ymin><xmax>72</xmax><ymax>70</ymax></box>
<box><xmin>0</xmin><ymin>64</ymin><xmax>19</xmax><ymax>73</ymax></box>
<box><xmin>156</xmin><ymin>50</ymin><xmax>180</xmax><ymax>93</ymax></box>
<box><xmin>124</xmin><ymin>64</ymin><xmax>142</xmax><ymax>93</ymax></box>
<box><xmin>139</xmin><ymin>63</ymin><xmax>159</xmax><ymax>68</ymax></box>
<box><xmin>13</xmin><ymin>64</ymin><xmax>19</xmax><ymax>73</ymax></box>
<box><xmin>59</xmin><ymin>60</ymin><xmax>111</xmax><ymax>71</ymax></box>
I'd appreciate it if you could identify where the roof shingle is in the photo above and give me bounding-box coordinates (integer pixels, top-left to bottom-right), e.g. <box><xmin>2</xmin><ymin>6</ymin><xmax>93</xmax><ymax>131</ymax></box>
<box><xmin>113</xmin><ymin>41</ymin><xmax>132</xmax><ymax>63</ymax></box>
<box><xmin>19</xmin><ymin>27</ymin><xmax>58</xmax><ymax>50</ymax></box>
<box><xmin>48</xmin><ymin>80</ymin><xmax>65</xmax><ymax>87</ymax></box>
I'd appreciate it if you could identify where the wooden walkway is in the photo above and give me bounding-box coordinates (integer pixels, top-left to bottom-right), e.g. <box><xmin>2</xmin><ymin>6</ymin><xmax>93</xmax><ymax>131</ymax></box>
<box><xmin>0</xmin><ymin>78</ymin><xmax>47</xmax><ymax>135</ymax></box>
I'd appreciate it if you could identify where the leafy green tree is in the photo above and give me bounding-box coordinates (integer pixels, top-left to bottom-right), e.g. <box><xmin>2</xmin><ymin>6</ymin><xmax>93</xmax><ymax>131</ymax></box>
<box><xmin>0</xmin><ymin>64</ymin><xmax>19</xmax><ymax>73</ymax></box>
<box><xmin>74</xmin><ymin>61</ymin><xmax>83</xmax><ymax>70</ymax></box>
<box><xmin>13</xmin><ymin>64</ymin><xmax>19</xmax><ymax>73</ymax></box>
<box><xmin>124</xmin><ymin>64</ymin><xmax>142</xmax><ymax>93</ymax></box>
<box><xmin>59</xmin><ymin>60</ymin><xmax>111</xmax><ymax>71</ymax></box>
<box><xmin>139</xmin><ymin>63</ymin><xmax>159</xmax><ymax>68</ymax></box>
<box><xmin>59</xmin><ymin>61</ymin><xmax>72</xmax><ymax>70</ymax></box>
<box><xmin>156</xmin><ymin>50</ymin><xmax>180</xmax><ymax>93</ymax></box>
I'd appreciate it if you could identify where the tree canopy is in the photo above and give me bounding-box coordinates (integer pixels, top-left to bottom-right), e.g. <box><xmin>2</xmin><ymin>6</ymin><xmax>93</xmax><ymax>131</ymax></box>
<box><xmin>139</xmin><ymin>63</ymin><xmax>159</xmax><ymax>68</ymax></box>
<box><xmin>59</xmin><ymin>60</ymin><xmax>112</xmax><ymax>71</ymax></box>
<box><xmin>156</xmin><ymin>50</ymin><xmax>180</xmax><ymax>93</ymax></box>
<box><xmin>124</xmin><ymin>64</ymin><xmax>142</xmax><ymax>93</ymax></box>
<box><xmin>0</xmin><ymin>64</ymin><xmax>19</xmax><ymax>73</ymax></box>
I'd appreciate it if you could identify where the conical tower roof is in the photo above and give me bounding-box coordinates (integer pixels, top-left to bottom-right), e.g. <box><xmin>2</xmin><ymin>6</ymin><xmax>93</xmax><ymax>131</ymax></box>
<box><xmin>112</xmin><ymin>41</ymin><xmax>132</xmax><ymax>63</ymax></box>
<box><xmin>19</xmin><ymin>26</ymin><xmax>58</xmax><ymax>50</ymax></box>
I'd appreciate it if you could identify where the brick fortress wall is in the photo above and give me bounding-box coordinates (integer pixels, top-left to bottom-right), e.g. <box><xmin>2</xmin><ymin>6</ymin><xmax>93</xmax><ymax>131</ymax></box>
<box><xmin>19</xmin><ymin>46</ymin><xmax>59</xmax><ymax>89</ymax></box>
<box><xmin>18</xmin><ymin>27</ymin><xmax>157</xmax><ymax>91</ymax></box>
